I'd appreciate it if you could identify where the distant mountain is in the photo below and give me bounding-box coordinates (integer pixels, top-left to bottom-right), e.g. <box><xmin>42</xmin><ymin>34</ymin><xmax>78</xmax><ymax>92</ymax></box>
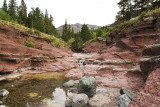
<box><xmin>57</xmin><ymin>23</ymin><xmax>101</xmax><ymax>33</ymax></box>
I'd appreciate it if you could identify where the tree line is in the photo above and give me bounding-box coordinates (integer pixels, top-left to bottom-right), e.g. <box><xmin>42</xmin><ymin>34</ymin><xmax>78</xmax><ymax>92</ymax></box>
<box><xmin>1</xmin><ymin>0</ymin><xmax>58</xmax><ymax>36</ymax></box>
<box><xmin>61</xmin><ymin>20</ymin><xmax>94</xmax><ymax>51</ymax></box>
<box><xmin>117</xmin><ymin>0</ymin><xmax>160</xmax><ymax>22</ymax></box>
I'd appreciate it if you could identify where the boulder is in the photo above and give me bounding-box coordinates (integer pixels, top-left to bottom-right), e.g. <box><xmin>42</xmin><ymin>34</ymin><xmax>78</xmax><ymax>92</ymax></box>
<box><xmin>63</xmin><ymin>80</ymin><xmax>75</xmax><ymax>87</ymax></box>
<box><xmin>69</xmin><ymin>88</ymin><xmax>77</xmax><ymax>94</ymax></box>
<box><xmin>0</xmin><ymin>89</ymin><xmax>9</xmax><ymax>97</ymax></box>
<box><xmin>89</xmin><ymin>94</ymin><xmax>111</xmax><ymax>107</ymax></box>
<box><xmin>74</xmin><ymin>80</ymin><xmax>79</xmax><ymax>84</ymax></box>
<box><xmin>78</xmin><ymin>76</ymin><xmax>96</xmax><ymax>97</ymax></box>
<box><xmin>0</xmin><ymin>101</ymin><xmax>3</xmax><ymax>104</ymax></box>
<box><xmin>65</xmin><ymin>98</ymin><xmax>72</xmax><ymax>107</ymax></box>
<box><xmin>118</xmin><ymin>94</ymin><xmax>131</xmax><ymax>107</ymax></box>
<box><xmin>72</xmin><ymin>93</ymin><xmax>89</xmax><ymax>107</ymax></box>
<box><xmin>120</xmin><ymin>88</ymin><xmax>136</xmax><ymax>100</ymax></box>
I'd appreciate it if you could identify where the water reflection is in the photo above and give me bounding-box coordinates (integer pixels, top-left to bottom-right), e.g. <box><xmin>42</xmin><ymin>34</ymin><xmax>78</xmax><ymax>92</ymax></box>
<box><xmin>41</xmin><ymin>88</ymin><xmax>67</xmax><ymax>107</ymax></box>
<box><xmin>52</xmin><ymin>88</ymin><xmax>66</xmax><ymax>106</ymax></box>
<box><xmin>26</xmin><ymin>88</ymin><xmax>67</xmax><ymax>107</ymax></box>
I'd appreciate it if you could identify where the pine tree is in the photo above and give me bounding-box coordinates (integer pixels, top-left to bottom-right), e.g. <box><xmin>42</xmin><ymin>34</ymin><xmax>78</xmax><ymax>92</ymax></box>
<box><xmin>34</xmin><ymin>8</ymin><xmax>45</xmax><ymax>32</ymax></box>
<box><xmin>2</xmin><ymin>0</ymin><xmax>8</xmax><ymax>13</ymax></box>
<box><xmin>44</xmin><ymin>9</ymin><xmax>50</xmax><ymax>34</ymax></box>
<box><xmin>62</xmin><ymin>20</ymin><xmax>68</xmax><ymax>42</ymax></box>
<box><xmin>8</xmin><ymin>0</ymin><xmax>17</xmax><ymax>20</ymax></box>
<box><xmin>80</xmin><ymin>24</ymin><xmax>92</xmax><ymax>42</ymax></box>
<box><xmin>49</xmin><ymin>14</ymin><xmax>58</xmax><ymax>36</ymax></box>
<box><xmin>17</xmin><ymin>0</ymin><xmax>27</xmax><ymax>25</ymax></box>
<box><xmin>27</xmin><ymin>8</ymin><xmax>34</xmax><ymax>28</ymax></box>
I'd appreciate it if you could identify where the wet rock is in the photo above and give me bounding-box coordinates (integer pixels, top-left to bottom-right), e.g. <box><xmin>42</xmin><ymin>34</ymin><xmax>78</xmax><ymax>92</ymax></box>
<box><xmin>72</xmin><ymin>93</ymin><xmax>89</xmax><ymax>107</ymax></box>
<box><xmin>74</xmin><ymin>80</ymin><xmax>79</xmax><ymax>84</ymax></box>
<box><xmin>120</xmin><ymin>88</ymin><xmax>136</xmax><ymax>100</ymax></box>
<box><xmin>118</xmin><ymin>94</ymin><xmax>131</xmax><ymax>107</ymax></box>
<box><xmin>63</xmin><ymin>80</ymin><xmax>75</xmax><ymax>87</ymax></box>
<box><xmin>89</xmin><ymin>94</ymin><xmax>111</xmax><ymax>107</ymax></box>
<box><xmin>78</xmin><ymin>76</ymin><xmax>96</xmax><ymax>97</ymax></box>
<box><xmin>69</xmin><ymin>88</ymin><xmax>77</xmax><ymax>93</ymax></box>
<box><xmin>0</xmin><ymin>101</ymin><xmax>3</xmax><ymax>104</ymax></box>
<box><xmin>0</xmin><ymin>89</ymin><xmax>9</xmax><ymax>97</ymax></box>
<box><xmin>96</xmin><ymin>87</ymin><xmax>107</xmax><ymax>94</ymax></box>
<box><xmin>65</xmin><ymin>98</ymin><xmax>72</xmax><ymax>107</ymax></box>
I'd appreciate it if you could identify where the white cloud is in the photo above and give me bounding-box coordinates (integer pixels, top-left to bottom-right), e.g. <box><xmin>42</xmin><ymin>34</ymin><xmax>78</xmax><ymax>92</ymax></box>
<box><xmin>1</xmin><ymin>0</ymin><xmax>120</xmax><ymax>27</ymax></box>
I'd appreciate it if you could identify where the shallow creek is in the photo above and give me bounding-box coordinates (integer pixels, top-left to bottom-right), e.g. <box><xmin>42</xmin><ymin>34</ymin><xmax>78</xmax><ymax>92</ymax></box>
<box><xmin>0</xmin><ymin>53</ymin><xmax>94</xmax><ymax>107</ymax></box>
<box><xmin>0</xmin><ymin>72</ymin><xmax>72</xmax><ymax>107</ymax></box>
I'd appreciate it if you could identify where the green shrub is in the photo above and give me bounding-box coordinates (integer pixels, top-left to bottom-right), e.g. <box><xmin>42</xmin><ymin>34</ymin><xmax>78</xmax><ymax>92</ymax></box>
<box><xmin>27</xmin><ymin>29</ymin><xmax>34</xmax><ymax>34</ymax></box>
<box><xmin>67</xmin><ymin>38</ymin><xmax>75</xmax><ymax>46</ymax></box>
<box><xmin>116</xmin><ymin>19</ymin><xmax>135</xmax><ymax>33</ymax></box>
<box><xmin>51</xmin><ymin>38</ymin><xmax>60</xmax><ymax>47</ymax></box>
<box><xmin>34</xmin><ymin>30</ymin><xmax>41</xmax><ymax>36</ymax></box>
<box><xmin>24</xmin><ymin>42</ymin><xmax>35</xmax><ymax>48</ymax></box>
<box><xmin>0</xmin><ymin>10</ymin><xmax>12</xmax><ymax>21</ymax></box>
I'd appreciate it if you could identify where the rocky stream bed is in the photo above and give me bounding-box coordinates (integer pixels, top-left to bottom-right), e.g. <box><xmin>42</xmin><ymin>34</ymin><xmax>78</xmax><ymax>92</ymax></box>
<box><xmin>0</xmin><ymin>53</ymin><xmax>142</xmax><ymax>107</ymax></box>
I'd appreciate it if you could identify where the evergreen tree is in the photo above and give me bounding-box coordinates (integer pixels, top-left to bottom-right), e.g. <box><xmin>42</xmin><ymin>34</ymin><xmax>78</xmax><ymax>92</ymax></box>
<box><xmin>27</xmin><ymin>8</ymin><xmax>34</xmax><ymax>28</ymax></box>
<box><xmin>71</xmin><ymin>27</ymin><xmax>74</xmax><ymax>38</ymax></box>
<box><xmin>96</xmin><ymin>28</ymin><xmax>103</xmax><ymax>37</ymax></box>
<box><xmin>8</xmin><ymin>0</ymin><xmax>17</xmax><ymax>20</ymax></box>
<box><xmin>34</xmin><ymin>8</ymin><xmax>45</xmax><ymax>32</ymax></box>
<box><xmin>49</xmin><ymin>14</ymin><xmax>58</xmax><ymax>36</ymax></box>
<box><xmin>44</xmin><ymin>9</ymin><xmax>50</xmax><ymax>34</ymax></box>
<box><xmin>27</xmin><ymin>8</ymin><xmax>45</xmax><ymax>32</ymax></box>
<box><xmin>17</xmin><ymin>0</ymin><xmax>27</xmax><ymax>25</ymax></box>
<box><xmin>62</xmin><ymin>20</ymin><xmax>68</xmax><ymax>42</ymax></box>
<box><xmin>80</xmin><ymin>24</ymin><xmax>92</xmax><ymax>42</ymax></box>
<box><xmin>118</xmin><ymin>0</ymin><xmax>132</xmax><ymax>21</ymax></box>
<box><xmin>67</xmin><ymin>25</ymin><xmax>72</xmax><ymax>40</ymax></box>
<box><xmin>2</xmin><ymin>0</ymin><xmax>8</xmax><ymax>13</ymax></box>
<box><xmin>72</xmin><ymin>32</ymin><xmax>83</xmax><ymax>50</ymax></box>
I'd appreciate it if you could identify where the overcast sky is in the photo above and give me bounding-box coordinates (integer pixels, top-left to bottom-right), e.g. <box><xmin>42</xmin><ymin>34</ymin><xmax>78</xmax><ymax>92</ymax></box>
<box><xmin>0</xmin><ymin>0</ymin><xmax>120</xmax><ymax>27</ymax></box>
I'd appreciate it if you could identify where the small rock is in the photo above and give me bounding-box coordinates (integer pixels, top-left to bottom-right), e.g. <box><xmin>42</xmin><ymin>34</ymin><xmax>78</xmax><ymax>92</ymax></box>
<box><xmin>78</xmin><ymin>76</ymin><xmax>96</xmax><ymax>97</ymax></box>
<box><xmin>0</xmin><ymin>89</ymin><xmax>9</xmax><ymax>97</ymax></box>
<box><xmin>69</xmin><ymin>88</ymin><xmax>77</xmax><ymax>93</ymax></box>
<box><xmin>120</xmin><ymin>88</ymin><xmax>136</xmax><ymax>100</ymax></box>
<box><xmin>72</xmin><ymin>93</ymin><xmax>89</xmax><ymax>107</ymax></box>
<box><xmin>63</xmin><ymin>80</ymin><xmax>75</xmax><ymax>87</ymax></box>
<box><xmin>109</xmin><ymin>92</ymin><xmax>114</xmax><ymax>97</ymax></box>
<box><xmin>65</xmin><ymin>98</ymin><xmax>72</xmax><ymax>107</ymax></box>
<box><xmin>96</xmin><ymin>87</ymin><xmax>107</xmax><ymax>94</ymax></box>
<box><xmin>89</xmin><ymin>94</ymin><xmax>111</xmax><ymax>107</ymax></box>
<box><xmin>74</xmin><ymin>80</ymin><xmax>79</xmax><ymax>84</ymax></box>
<box><xmin>0</xmin><ymin>101</ymin><xmax>3</xmax><ymax>104</ymax></box>
<box><xmin>118</xmin><ymin>94</ymin><xmax>131</xmax><ymax>107</ymax></box>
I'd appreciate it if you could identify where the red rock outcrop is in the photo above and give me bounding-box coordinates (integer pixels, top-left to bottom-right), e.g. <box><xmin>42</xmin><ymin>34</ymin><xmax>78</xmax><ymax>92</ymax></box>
<box><xmin>129</xmin><ymin>44</ymin><xmax>160</xmax><ymax>107</ymax></box>
<box><xmin>0</xmin><ymin>24</ymin><xmax>76</xmax><ymax>80</ymax></box>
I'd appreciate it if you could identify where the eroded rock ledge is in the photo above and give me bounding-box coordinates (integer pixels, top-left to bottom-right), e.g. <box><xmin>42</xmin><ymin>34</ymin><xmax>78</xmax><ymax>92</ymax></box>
<box><xmin>129</xmin><ymin>44</ymin><xmax>160</xmax><ymax>107</ymax></box>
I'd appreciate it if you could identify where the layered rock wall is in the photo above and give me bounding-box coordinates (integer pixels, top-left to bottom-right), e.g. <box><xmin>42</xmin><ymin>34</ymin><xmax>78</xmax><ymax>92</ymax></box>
<box><xmin>129</xmin><ymin>44</ymin><xmax>160</xmax><ymax>107</ymax></box>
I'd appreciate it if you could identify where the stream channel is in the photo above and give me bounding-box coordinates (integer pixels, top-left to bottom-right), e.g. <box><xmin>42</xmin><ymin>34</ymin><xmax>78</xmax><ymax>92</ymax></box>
<box><xmin>0</xmin><ymin>53</ymin><xmax>90</xmax><ymax>107</ymax></box>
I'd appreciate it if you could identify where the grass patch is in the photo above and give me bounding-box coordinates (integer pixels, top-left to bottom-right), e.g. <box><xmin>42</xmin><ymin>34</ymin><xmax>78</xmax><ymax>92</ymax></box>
<box><xmin>24</xmin><ymin>42</ymin><xmax>35</xmax><ymax>48</ymax></box>
<box><xmin>139</xmin><ymin>8</ymin><xmax>160</xmax><ymax>19</ymax></box>
<box><xmin>22</xmin><ymin>72</ymin><xmax>66</xmax><ymax>80</ymax></box>
<box><xmin>0</xmin><ymin>19</ymin><xmax>68</xmax><ymax>48</ymax></box>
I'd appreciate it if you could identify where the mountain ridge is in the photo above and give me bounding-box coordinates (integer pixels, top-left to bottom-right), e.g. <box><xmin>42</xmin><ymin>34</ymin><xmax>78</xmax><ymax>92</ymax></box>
<box><xmin>57</xmin><ymin>23</ymin><xmax>101</xmax><ymax>33</ymax></box>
